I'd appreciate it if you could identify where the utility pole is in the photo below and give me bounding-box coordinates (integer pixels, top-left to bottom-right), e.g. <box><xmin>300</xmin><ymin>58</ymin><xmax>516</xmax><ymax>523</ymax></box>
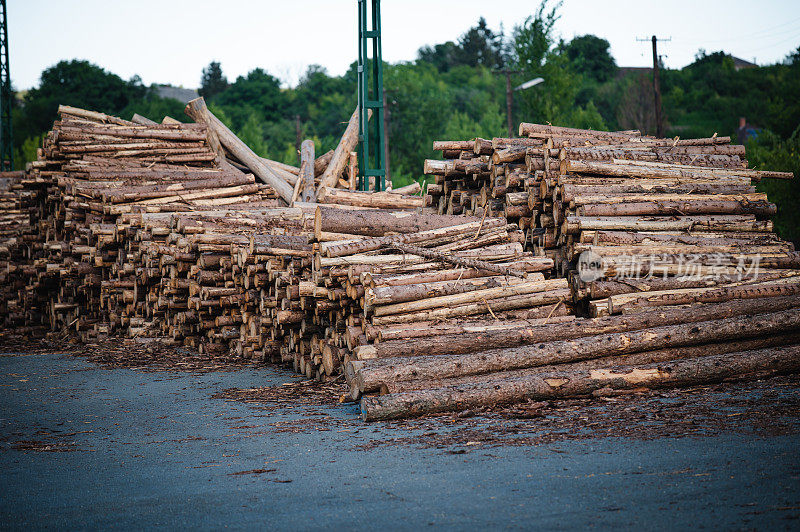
<box><xmin>382</xmin><ymin>87</ymin><xmax>391</xmax><ymax>189</ymax></box>
<box><xmin>494</xmin><ymin>69</ymin><xmax>520</xmax><ymax>138</ymax></box>
<box><xmin>357</xmin><ymin>0</ymin><xmax>386</xmax><ymax>191</ymax></box>
<box><xmin>0</xmin><ymin>0</ymin><xmax>12</xmax><ymax>171</ymax></box>
<box><xmin>294</xmin><ymin>115</ymin><xmax>301</xmax><ymax>152</ymax></box>
<box><xmin>637</xmin><ymin>35</ymin><xmax>670</xmax><ymax>137</ymax></box>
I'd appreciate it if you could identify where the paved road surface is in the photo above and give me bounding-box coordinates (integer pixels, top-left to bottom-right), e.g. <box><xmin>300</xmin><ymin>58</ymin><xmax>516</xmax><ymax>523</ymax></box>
<box><xmin>1</xmin><ymin>352</ymin><xmax>799</xmax><ymax>529</ymax></box>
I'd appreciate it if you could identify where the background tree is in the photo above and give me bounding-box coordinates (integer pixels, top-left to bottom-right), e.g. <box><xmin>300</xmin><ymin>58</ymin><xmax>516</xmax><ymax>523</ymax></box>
<box><xmin>562</xmin><ymin>34</ymin><xmax>616</xmax><ymax>83</ymax></box>
<box><xmin>198</xmin><ymin>61</ymin><xmax>229</xmax><ymax>99</ymax></box>
<box><xmin>17</xmin><ymin>60</ymin><xmax>144</xmax><ymax>141</ymax></box>
<box><xmin>512</xmin><ymin>1</ymin><xmax>605</xmax><ymax>128</ymax></box>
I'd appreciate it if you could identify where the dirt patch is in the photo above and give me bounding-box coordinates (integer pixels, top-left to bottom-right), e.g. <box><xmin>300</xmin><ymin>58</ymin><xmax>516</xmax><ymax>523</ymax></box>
<box><xmin>215</xmin><ymin>375</ymin><xmax>800</xmax><ymax>449</ymax></box>
<box><xmin>11</xmin><ymin>439</ymin><xmax>79</xmax><ymax>452</ymax></box>
<box><xmin>76</xmin><ymin>341</ymin><xmax>256</xmax><ymax>373</ymax></box>
<box><xmin>213</xmin><ymin>378</ymin><xmax>349</xmax><ymax>410</ymax></box>
<box><xmin>357</xmin><ymin>376</ymin><xmax>800</xmax><ymax>450</ymax></box>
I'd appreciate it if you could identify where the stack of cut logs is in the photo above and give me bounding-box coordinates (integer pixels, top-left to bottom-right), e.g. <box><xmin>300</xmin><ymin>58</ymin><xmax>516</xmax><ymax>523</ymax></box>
<box><xmin>305</xmin><ymin>208</ymin><xmax>566</xmax><ymax>382</ymax></box>
<box><xmin>0</xmin><ymin>170</ymin><xmax>49</xmax><ymax>334</ymax></box>
<box><xmin>3</xmin><ymin>105</ymin><xmax>800</xmax><ymax>422</ymax></box>
<box><xmin>348</xmin><ymin>123</ymin><xmax>799</xmax><ymax>420</ymax></box>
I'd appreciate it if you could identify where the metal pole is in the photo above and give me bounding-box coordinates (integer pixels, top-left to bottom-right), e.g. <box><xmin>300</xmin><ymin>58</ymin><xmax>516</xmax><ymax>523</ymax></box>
<box><xmin>504</xmin><ymin>71</ymin><xmax>513</xmax><ymax>138</ymax></box>
<box><xmin>0</xmin><ymin>0</ymin><xmax>12</xmax><ymax>171</ymax></box>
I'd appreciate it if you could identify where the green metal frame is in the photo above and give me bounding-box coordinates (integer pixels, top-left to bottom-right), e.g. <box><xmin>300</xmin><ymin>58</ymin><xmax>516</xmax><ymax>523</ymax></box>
<box><xmin>0</xmin><ymin>0</ymin><xmax>12</xmax><ymax>171</ymax></box>
<box><xmin>357</xmin><ymin>0</ymin><xmax>385</xmax><ymax>191</ymax></box>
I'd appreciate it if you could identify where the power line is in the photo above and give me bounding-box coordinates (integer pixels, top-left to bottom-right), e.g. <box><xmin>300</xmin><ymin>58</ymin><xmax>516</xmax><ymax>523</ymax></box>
<box><xmin>696</xmin><ymin>15</ymin><xmax>800</xmax><ymax>43</ymax></box>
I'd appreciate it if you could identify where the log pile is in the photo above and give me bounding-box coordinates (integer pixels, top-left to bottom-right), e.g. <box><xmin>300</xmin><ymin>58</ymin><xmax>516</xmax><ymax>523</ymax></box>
<box><xmin>422</xmin><ymin>124</ymin><xmax>797</xmax><ymax>313</ymax></box>
<box><xmin>6</xmin><ymin>105</ymin><xmax>281</xmax><ymax>339</ymax></box>
<box><xmin>350</xmin><ymin>122</ymin><xmax>800</xmax><ymax>420</ymax></box>
<box><xmin>303</xmin><ymin>208</ymin><xmax>568</xmax><ymax>382</ymax></box>
<box><xmin>3</xmin><ymin>105</ymin><xmax>800</xmax><ymax>423</ymax></box>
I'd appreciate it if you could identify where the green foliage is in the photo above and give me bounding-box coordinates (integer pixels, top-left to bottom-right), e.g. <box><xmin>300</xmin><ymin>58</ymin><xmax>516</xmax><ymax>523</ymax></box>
<box><xmin>660</xmin><ymin>50</ymin><xmax>800</xmax><ymax>138</ymax></box>
<box><xmin>199</xmin><ymin>61</ymin><xmax>228</xmax><ymax>99</ymax></box>
<box><xmin>212</xmin><ymin>68</ymin><xmax>286</xmax><ymax>130</ymax></box>
<box><xmin>17</xmin><ymin>60</ymin><xmax>145</xmax><ymax>141</ymax></box>
<box><xmin>561</xmin><ymin>35</ymin><xmax>616</xmax><ymax>83</ymax></box>
<box><xmin>119</xmin><ymin>95</ymin><xmax>188</xmax><ymax>124</ymax></box>
<box><xmin>417</xmin><ymin>17</ymin><xmax>506</xmax><ymax>72</ymax></box>
<box><xmin>747</xmin><ymin>128</ymin><xmax>800</xmax><ymax>244</ymax></box>
<box><xmin>512</xmin><ymin>1</ymin><xmax>605</xmax><ymax>129</ymax></box>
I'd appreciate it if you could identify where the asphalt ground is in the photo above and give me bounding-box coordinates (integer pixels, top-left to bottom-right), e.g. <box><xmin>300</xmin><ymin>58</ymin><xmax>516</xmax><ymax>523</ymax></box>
<box><xmin>1</xmin><ymin>351</ymin><xmax>799</xmax><ymax>529</ymax></box>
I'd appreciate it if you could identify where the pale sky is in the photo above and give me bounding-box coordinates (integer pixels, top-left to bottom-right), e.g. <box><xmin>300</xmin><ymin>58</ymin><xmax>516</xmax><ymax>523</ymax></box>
<box><xmin>10</xmin><ymin>0</ymin><xmax>800</xmax><ymax>90</ymax></box>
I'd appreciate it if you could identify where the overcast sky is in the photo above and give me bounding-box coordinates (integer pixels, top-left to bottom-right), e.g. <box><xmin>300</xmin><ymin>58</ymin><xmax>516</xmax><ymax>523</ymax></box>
<box><xmin>10</xmin><ymin>0</ymin><xmax>800</xmax><ymax>90</ymax></box>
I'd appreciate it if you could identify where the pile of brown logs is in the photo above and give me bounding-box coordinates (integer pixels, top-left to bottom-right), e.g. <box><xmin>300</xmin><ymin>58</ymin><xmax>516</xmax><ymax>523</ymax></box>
<box><xmin>305</xmin><ymin>208</ymin><xmax>566</xmax><ymax>383</ymax></box>
<box><xmin>4</xmin><ymin>106</ymin><xmax>800</xmax><ymax>423</ymax></box>
<box><xmin>347</xmin><ymin>123</ymin><xmax>800</xmax><ymax>420</ymax></box>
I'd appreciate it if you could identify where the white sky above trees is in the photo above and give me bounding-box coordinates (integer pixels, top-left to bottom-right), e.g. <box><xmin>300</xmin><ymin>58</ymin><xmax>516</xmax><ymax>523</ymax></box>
<box><xmin>10</xmin><ymin>0</ymin><xmax>800</xmax><ymax>90</ymax></box>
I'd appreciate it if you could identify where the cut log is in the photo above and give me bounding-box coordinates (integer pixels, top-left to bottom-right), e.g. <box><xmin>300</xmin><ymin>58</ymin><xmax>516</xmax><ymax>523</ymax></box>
<box><xmin>354</xmin><ymin>308</ymin><xmax>800</xmax><ymax>392</ymax></box>
<box><xmin>361</xmin><ymin>344</ymin><xmax>800</xmax><ymax>420</ymax></box>
<box><xmin>185</xmin><ymin>97</ymin><xmax>294</xmax><ymax>203</ymax></box>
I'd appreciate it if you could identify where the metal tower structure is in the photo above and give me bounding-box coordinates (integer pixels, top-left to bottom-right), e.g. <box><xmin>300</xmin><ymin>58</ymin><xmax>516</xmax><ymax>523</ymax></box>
<box><xmin>357</xmin><ymin>0</ymin><xmax>385</xmax><ymax>191</ymax></box>
<box><xmin>0</xmin><ymin>0</ymin><xmax>11</xmax><ymax>171</ymax></box>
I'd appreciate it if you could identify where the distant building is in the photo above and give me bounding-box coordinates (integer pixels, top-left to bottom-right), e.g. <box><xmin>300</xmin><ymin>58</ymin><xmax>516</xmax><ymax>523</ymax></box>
<box><xmin>616</xmin><ymin>66</ymin><xmax>652</xmax><ymax>79</ymax></box>
<box><xmin>737</xmin><ymin>117</ymin><xmax>760</xmax><ymax>144</ymax></box>
<box><xmin>153</xmin><ymin>85</ymin><xmax>199</xmax><ymax>104</ymax></box>
<box><xmin>731</xmin><ymin>57</ymin><xmax>758</xmax><ymax>70</ymax></box>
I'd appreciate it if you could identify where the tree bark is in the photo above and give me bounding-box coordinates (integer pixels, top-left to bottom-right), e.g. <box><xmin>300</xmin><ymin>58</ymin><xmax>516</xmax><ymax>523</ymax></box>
<box><xmin>361</xmin><ymin>344</ymin><xmax>800</xmax><ymax>420</ymax></box>
<box><xmin>354</xmin><ymin>308</ymin><xmax>800</xmax><ymax>393</ymax></box>
<box><xmin>184</xmin><ymin>97</ymin><xmax>294</xmax><ymax>203</ymax></box>
<box><xmin>353</xmin><ymin>294</ymin><xmax>800</xmax><ymax>360</ymax></box>
<box><xmin>300</xmin><ymin>139</ymin><xmax>316</xmax><ymax>203</ymax></box>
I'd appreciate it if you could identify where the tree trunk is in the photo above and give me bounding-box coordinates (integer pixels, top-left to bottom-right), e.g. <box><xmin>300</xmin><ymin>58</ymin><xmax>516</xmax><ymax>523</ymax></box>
<box><xmin>354</xmin><ymin>308</ymin><xmax>800</xmax><ymax>393</ymax></box>
<box><xmin>361</xmin><ymin>344</ymin><xmax>800</xmax><ymax>420</ymax></box>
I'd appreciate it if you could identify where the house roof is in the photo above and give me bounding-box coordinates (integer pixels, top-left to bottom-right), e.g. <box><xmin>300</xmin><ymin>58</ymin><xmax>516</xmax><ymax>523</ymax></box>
<box><xmin>731</xmin><ymin>56</ymin><xmax>757</xmax><ymax>69</ymax></box>
<box><xmin>154</xmin><ymin>85</ymin><xmax>199</xmax><ymax>104</ymax></box>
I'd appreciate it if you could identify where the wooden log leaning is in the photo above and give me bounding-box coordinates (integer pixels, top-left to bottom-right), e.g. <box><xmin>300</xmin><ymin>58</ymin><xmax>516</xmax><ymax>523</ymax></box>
<box><xmin>318</xmin><ymin>107</ymin><xmax>371</xmax><ymax>191</ymax></box>
<box><xmin>185</xmin><ymin>97</ymin><xmax>294</xmax><ymax>203</ymax></box>
<box><xmin>300</xmin><ymin>140</ymin><xmax>316</xmax><ymax>203</ymax></box>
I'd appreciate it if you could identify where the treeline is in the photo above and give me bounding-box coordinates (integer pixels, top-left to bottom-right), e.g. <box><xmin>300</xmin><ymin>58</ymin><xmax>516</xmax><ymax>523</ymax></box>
<box><xmin>9</xmin><ymin>2</ymin><xmax>800</xmax><ymax>239</ymax></box>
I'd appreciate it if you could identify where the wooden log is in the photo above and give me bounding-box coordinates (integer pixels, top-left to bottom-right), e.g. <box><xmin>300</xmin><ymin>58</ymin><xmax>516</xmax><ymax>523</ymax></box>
<box><xmin>314</xmin><ymin>207</ymin><xmax>481</xmax><ymax>238</ymax></box>
<box><xmin>578</xmin><ymin>200</ymin><xmax>776</xmax><ymax>218</ymax></box>
<box><xmin>354</xmin><ymin>308</ymin><xmax>800</xmax><ymax>392</ymax></box>
<box><xmin>185</xmin><ymin>97</ymin><xmax>294</xmax><ymax>203</ymax></box>
<box><xmin>361</xmin><ymin>344</ymin><xmax>800</xmax><ymax>420</ymax></box>
<box><xmin>322</xmin><ymin>219</ymin><xmax>505</xmax><ymax>258</ymax></box>
<box><xmin>519</xmin><ymin>122</ymin><xmax>640</xmax><ymax>139</ymax></box>
<box><xmin>314</xmin><ymin>150</ymin><xmax>334</xmax><ymax>177</ymax></box>
<box><xmin>371</xmin><ymin>278</ymin><xmax>566</xmax><ymax>316</ymax></box>
<box><xmin>300</xmin><ymin>139</ymin><xmax>316</xmax><ymax>203</ymax></box>
<box><xmin>387</xmin><ymin>242</ymin><xmax>527</xmax><ymax>278</ymax></box>
<box><xmin>389</xmin><ymin>182</ymin><xmax>421</xmax><ymax>195</ymax></box>
<box><xmin>586</xmin><ymin>270</ymin><xmax>800</xmax><ymax>299</ymax></box>
<box><xmin>432</xmin><ymin>140</ymin><xmax>475</xmax><ymax>151</ymax></box>
<box><xmin>131</xmin><ymin>114</ymin><xmax>158</xmax><ymax>126</ymax></box>
<box><xmin>381</xmin><ymin>331</ymin><xmax>800</xmax><ymax>394</ymax></box>
<box><xmin>59</xmin><ymin>105</ymin><xmax>135</xmax><ymax>126</ymax></box>
<box><xmin>354</xmin><ymin>294</ymin><xmax>800</xmax><ymax>360</ymax></box>
<box><xmin>368</xmin><ymin>273</ymin><xmax>546</xmax><ymax>306</ymax></box>
<box><xmin>370</xmin><ymin>289</ymin><xmax>570</xmax><ymax>326</ymax></box>
<box><xmin>567</xmin><ymin>159</ymin><xmax>791</xmax><ymax>181</ymax></box>
<box><xmin>608</xmin><ymin>277</ymin><xmax>800</xmax><ymax>314</ymax></box>
<box><xmin>563</xmin><ymin>215</ymin><xmax>773</xmax><ymax>234</ymax></box>
<box><xmin>317</xmin><ymin>186</ymin><xmax>423</xmax><ymax>209</ymax></box>
<box><xmin>318</xmin><ymin>107</ymin><xmax>370</xmax><ymax>191</ymax></box>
